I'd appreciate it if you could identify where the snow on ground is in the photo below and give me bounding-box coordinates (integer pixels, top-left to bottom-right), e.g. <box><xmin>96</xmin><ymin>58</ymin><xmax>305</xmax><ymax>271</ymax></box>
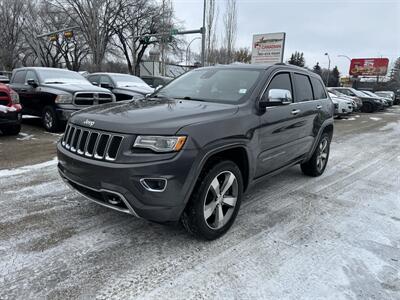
<box><xmin>369</xmin><ymin>117</ymin><xmax>382</xmax><ymax>121</ymax></box>
<box><xmin>0</xmin><ymin>113</ymin><xmax>399</xmax><ymax>299</ymax></box>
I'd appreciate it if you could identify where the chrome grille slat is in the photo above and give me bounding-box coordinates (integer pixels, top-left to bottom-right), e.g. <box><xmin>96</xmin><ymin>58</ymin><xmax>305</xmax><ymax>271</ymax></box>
<box><xmin>62</xmin><ymin>124</ymin><xmax>123</xmax><ymax>162</ymax></box>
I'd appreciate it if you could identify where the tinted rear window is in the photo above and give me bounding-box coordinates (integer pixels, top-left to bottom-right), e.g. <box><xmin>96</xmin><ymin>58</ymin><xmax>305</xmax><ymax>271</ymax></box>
<box><xmin>311</xmin><ymin>77</ymin><xmax>327</xmax><ymax>99</ymax></box>
<box><xmin>13</xmin><ymin>71</ymin><xmax>27</xmax><ymax>84</ymax></box>
<box><xmin>293</xmin><ymin>73</ymin><xmax>313</xmax><ymax>102</ymax></box>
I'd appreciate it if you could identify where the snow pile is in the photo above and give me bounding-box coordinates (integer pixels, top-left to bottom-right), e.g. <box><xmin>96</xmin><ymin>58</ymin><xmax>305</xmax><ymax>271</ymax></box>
<box><xmin>0</xmin><ymin>158</ymin><xmax>58</xmax><ymax>178</ymax></box>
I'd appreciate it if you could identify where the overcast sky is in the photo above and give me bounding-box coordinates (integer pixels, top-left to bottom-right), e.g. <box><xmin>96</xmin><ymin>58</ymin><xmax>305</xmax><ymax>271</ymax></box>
<box><xmin>172</xmin><ymin>0</ymin><xmax>400</xmax><ymax>76</ymax></box>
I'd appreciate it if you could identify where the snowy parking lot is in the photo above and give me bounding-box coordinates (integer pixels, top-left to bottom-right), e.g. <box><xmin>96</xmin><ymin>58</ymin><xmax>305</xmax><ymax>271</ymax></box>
<box><xmin>1</xmin><ymin>108</ymin><xmax>400</xmax><ymax>299</ymax></box>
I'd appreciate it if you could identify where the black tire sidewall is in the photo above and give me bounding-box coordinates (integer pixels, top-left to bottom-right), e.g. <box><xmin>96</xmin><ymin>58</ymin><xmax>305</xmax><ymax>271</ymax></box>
<box><xmin>42</xmin><ymin>106</ymin><xmax>59</xmax><ymax>132</ymax></box>
<box><xmin>363</xmin><ymin>102</ymin><xmax>373</xmax><ymax>113</ymax></box>
<box><xmin>188</xmin><ymin>160</ymin><xmax>243</xmax><ymax>240</ymax></box>
<box><xmin>1</xmin><ymin>124</ymin><xmax>21</xmax><ymax>135</ymax></box>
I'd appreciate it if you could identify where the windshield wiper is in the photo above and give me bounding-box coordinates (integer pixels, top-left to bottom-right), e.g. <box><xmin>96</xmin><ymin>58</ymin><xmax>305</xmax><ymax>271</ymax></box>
<box><xmin>45</xmin><ymin>81</ymin><xmax>65</xmax><ymax>84</ymax></box>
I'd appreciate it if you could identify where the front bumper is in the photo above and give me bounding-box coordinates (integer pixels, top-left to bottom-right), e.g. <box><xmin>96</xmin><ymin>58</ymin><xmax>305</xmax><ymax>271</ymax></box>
<box><xmin>0</xmin><ymin>109</ymin><xmax>22</xmax><ymax>126</ymax></box>
<box><xmin>55</xmin><ymin>106</ymin><xmax>81</xmax><ymax>121</ymax></box>
<box><xmin>57</xmin><ymin>142</ymin><xmax>198</xmax><ymax>222</ymax></box>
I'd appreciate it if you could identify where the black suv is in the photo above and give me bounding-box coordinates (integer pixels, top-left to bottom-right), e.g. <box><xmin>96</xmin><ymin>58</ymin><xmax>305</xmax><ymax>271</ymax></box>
<box><xmin>57</xmin><ymin>64</ymin><xmax>334</xmax><ymax>240</ymax></box>
<box><xmin>9</xmin><ymin>67</ymin><xmax>115</xmax><ymax>132</ymax></box>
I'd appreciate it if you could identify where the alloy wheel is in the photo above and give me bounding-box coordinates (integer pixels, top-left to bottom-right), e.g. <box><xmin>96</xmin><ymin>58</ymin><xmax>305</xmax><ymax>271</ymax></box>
<box><xmin>44</xmin><ymin>111</ymin><xmax>53</xmax><ymax>129</ymax></box>
<box><xmin>316</xmin><ymin>137</ymin><xmax>329</xmax><ymax>172</ymax></box>
<box><xmin>203</xmin><ymin>171</ymin><xmax>238</xmax><ymax>230</ymax></box>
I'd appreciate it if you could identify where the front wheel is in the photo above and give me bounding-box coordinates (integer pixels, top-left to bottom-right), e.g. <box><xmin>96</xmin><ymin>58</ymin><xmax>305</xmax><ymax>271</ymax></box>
<box><xmin>361</xmin><ymin>102</ymin><xmax>374</xmax><ymax>113</ymax></box>
<box><xmin>42</xmin><ymin>106</ymin><xmax>60</xmax><ymax>132</ymax></box>
<box><xmin>181</xmin><ymin>160</ymin><xmax>243</xmax><ymax>240</ymax></box>
<box><xmin>301</xmin><ymin>133</ymin><xmax>331</xmax><ymax>177</ymax></box>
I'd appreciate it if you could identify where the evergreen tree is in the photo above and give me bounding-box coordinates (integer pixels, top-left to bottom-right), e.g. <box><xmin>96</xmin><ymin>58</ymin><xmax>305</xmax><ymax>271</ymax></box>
<box><xmin>288</xmin><ymin>51</ymin><xmax>305</xmax><ymax>67</ymax></box>
<box><xmin>313</xmin><ymin>62</ymin><xmax>322</xmax><ymax>76</ymax></box>
<box><xmin>330</xmin><ymin>66</ymin><xmax>340</xmax><ymax>87</ymax></box>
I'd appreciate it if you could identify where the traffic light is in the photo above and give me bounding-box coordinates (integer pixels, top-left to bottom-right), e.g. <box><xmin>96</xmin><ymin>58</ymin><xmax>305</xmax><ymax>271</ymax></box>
<box><xmin>49</xmin><ymin>34</ymin><xmax>58</xmax><ymax>42</ymax></box>
<box><xmin>64</xmin><ymin>31</ymin><xmax>74</xmax><ymax>39</ymax></box>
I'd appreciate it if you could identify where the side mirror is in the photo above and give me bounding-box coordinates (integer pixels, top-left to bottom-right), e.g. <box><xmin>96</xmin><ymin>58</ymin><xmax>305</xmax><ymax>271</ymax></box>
<box><xmin>27</xmin><ymin>79</ymin><xmax>38</xmax><ymax>88</ymax></box>
<box><xmin>91</xmin><ymin>81</ymin><xmax>99</xmax><ymax>86</ymax></box>
<box><xmin>260</xmin><ymin>89</ymin><xmax>292</xmax><ymax>109</ymax></box>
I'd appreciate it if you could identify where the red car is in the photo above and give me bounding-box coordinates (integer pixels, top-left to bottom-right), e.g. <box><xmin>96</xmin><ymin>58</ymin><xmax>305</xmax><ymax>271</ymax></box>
<box><xmin>0</xmin><ymin>83</ymin><xmax>22</xmax><ymax>135</ymax></box>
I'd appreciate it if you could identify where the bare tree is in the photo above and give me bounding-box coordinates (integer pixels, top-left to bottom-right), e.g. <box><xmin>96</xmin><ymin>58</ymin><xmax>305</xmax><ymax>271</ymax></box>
<box><xmin>0</xmin><ymin>0</ymin><xmax>29</xmax><ymax>70</ymax></box>
<box><xmin>205</xmin><ymin>0</ymin><xmax>218</xmax><ymax>65</ymax></box>
<box><xmin>111</xmin><ymin>0</ymin><xmax>182</xmax><ymax>75</ymax></box>
<box><xmin>49</xmin><ymin>0</ymin><xmax>128</xmax><ymax>71</ymax></box>
<box><xmin>223</xmin><ymin>0</ymin><xmax>237</xmax><ymax>64</ymax></box>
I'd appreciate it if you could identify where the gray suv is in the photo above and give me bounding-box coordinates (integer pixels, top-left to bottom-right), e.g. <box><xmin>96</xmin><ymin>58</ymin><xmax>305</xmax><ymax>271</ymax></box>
<box><xmin>57</xmin><ymin>64</ymin><xmax>334</xmax><ymax>240</ymax></box>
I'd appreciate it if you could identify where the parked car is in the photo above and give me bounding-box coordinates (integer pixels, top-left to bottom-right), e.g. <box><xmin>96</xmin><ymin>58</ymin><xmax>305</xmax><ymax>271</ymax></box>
<box><xmin>9</xmin><ymin>67</ymin><xmax>115</xmax><ymax>132</ymax></box>
<box><xmin>141</xmin><ymin>75</ymin><xmax>173</xmax><ymax>89</ymax></box>
<box><xmin>58</xmin><ymin>63</ymin><xmax>334</xmax><ymax>240</ymax></box>
<box><xmin>87</xmin><ymin>73</ymin><xmax>154</xmax><ymax>101</ymax></box>
<box><xmin>330</xmin><ymin>87</ymin><xmax>383</xmax><ymax>113</ymax></box>
<box><xmin>359</xmin><ymin>91</ymin><xmax>390</xmax><ymax>107</ymax></box>
<box><xmin>328</xmin><ymin>92</ymin><xmax>353</xmax><ymax>117</ymax></box>
<box><xmin>0</xmin><ymin>75</ymin><xmax>10</xmax><ymax>84</ymax></box>
<box><xmin>375</xmin><ymin>91</ymin><xmax>395</xmax><ymax>103</ymax></box>
<box><xmin>362</xmin><ymin>90</ymin><xmax>393</xmax><ymax>106</ymax></box>
<box><xmin>327</xmin><ymin>88</ymin><xmax>362</xmax><ymax>111</ymax></box>
<box><xmin>0</xmin><ymin>83</ymin><xmax>22</xmax><ymax>135</ymax></box>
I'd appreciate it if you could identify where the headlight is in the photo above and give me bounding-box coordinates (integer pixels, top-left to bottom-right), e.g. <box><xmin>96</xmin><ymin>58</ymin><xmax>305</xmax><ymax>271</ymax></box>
<box><xmin>133</xmin><ymin>136</ymin><xmax>187</xmax><ymax>152</ymax></box>
<box><xmin>55</xmin><ymin>94</ymin><xmax>73</xmax><ymax>104</ymax></box>
<box><xmin>10</xmin><ymin>91</ymin><xmax>19</xmax><ymax>104</ymax></box>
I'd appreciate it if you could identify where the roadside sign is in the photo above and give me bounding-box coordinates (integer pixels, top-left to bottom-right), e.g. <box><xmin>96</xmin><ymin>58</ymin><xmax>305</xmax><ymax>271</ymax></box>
<box><xmin>251</xmin><ymin>32</ymin><xmax>286</xmax><ymax>64</ymax></box>
<box><xmin>349</xmin><ymin>58</ymin><xmax>389</xmax><ymax>76</ymax></box>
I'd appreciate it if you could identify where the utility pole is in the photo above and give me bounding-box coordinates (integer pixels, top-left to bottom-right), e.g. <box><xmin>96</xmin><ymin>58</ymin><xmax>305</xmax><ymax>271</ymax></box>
<box><xmin>161</xmin><ymin>0</ymin><xmax>165</xmax><ymax>76</ymax></box>
<box><xmin>325</xmin><ymin>52</ymin><xmax>331</xmax><ymax>87</ymax></box>
<box><xmin>201</xmin><ymin>0</ymin><xmax>206</xmax><ymax>66</ymax></box>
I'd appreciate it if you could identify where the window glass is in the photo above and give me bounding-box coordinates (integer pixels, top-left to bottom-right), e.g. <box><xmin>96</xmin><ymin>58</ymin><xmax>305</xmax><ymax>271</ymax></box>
<box><xmin>25</xmin><ymin>71</ymin><xmax>38</xmax><ymax>84</ymax></box>
<box><xmin>265</xmin><ymin>72</ymin><xmax>293</xmax><ymax>100</ymax></box>
<box><xmin>13</xmin><ymin>71</ymin><xmax>26</xmax><ymax>84</ymax></box>
<box><xmin>155</xmin><ymin>68</ymin><xmax>262</xmax><ymax>104</ymax></box>
<box><xmin>88</xmin><ymin>75</ymin><xmax>100</xmax><ymax>85</ymax></box>
<box><xmin>101</xmin><ymin>75</ymin><xmax>112</xmax><ymax>86</ymax></box>
<box><xmin>311</xmin><ymin>77</ymin><xmax>327</xmax><ymax>99</ymax></box>
<box><xmin>293</xmin><ymin>73</ymin><xmax>313</xmax><ymax>102</ymax></box>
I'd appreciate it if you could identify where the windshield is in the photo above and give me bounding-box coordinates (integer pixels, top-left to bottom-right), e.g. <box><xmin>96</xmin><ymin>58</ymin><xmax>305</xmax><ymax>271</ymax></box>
<box><xmin>112</xmin><ymin>75</ymin><xmax>148</xmax><ymax>87</ymax></box>
<box><xmin>153</xmin><ymin>68</ymin><xmax>262</xmax><ymax>104</ymax></box>
<box><xmin>37</xmin><ymin>69</ymin><xmax>89</xmax><ymax>84</ymax></box>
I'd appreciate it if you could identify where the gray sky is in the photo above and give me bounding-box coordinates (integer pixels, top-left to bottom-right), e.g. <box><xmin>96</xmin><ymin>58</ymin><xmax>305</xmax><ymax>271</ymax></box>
<box><xmin>172</xmin><ymin>0</ymin><xmax>400</xmax><ymax>76</ymax></box>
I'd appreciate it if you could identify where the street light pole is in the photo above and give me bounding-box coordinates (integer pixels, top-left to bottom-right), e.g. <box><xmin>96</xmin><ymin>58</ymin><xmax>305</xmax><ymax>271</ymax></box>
<box><xmin>201</xmin><ymin>0</ymin><xmax>206</xmax><ymax>67</ymax></box>
<box><xmin>325</xmin><ymin>52</ymin><xmax>331</xmax><ymax>86</ymax></box>
<box><xmin>186</xmin><ymin>37</ymin><xmax>201</xmax><ymax>66</ymax></box>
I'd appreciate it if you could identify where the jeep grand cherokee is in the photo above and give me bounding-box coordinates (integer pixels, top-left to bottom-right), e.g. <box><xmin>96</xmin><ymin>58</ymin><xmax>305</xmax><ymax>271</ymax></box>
<box><xmin>57</xmin><ymin>63</ymin><xmax>334</xmax><ymax>240</ymax></box>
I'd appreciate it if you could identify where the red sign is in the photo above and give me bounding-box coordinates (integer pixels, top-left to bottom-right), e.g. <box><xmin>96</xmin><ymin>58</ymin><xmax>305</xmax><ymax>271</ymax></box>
<box><xmin>349</xmin><ymin>58</ymin><xmax>389</xmax><ymax>76</ymax></box>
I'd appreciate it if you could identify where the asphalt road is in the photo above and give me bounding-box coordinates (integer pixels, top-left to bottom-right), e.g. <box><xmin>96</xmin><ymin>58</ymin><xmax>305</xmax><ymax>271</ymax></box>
<box><xmin>0</xmin><ymin>108</ymin><xmax>399</xmax><ymax>299</ymax></box>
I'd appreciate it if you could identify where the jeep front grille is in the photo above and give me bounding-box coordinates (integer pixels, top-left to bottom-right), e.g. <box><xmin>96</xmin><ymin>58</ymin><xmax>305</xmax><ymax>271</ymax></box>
<box><xmin>61</xmin><ymin>124</ymin><xmax>123</xmax><ymax>161</ymax></box>
<box><xmin>74</xmin><ymin>92</ymin><xmax>113</xmax><ymax>106</ymax></box>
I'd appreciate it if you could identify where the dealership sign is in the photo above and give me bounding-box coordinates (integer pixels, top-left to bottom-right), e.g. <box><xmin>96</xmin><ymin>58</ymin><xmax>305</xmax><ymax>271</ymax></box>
<box><xmin>349</xmin><ymin>58</ymin><xmax>389</xmax><ymax>76</ymax></box>
<box><xmin>251</xmin><ymin>32</ymin><xmax>286</xmax><ymax>64</ymax></box>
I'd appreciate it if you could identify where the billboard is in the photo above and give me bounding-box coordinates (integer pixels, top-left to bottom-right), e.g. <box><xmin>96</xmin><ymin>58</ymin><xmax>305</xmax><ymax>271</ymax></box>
<box><xmin>349</xmin><ymin>58</ymin><xmax>389</xmax><ymax>76</ymax></box>
<box><xmin>251</xmin><ymin>32</ymin><xmax>286</xmax><ymax>64</ymax></box>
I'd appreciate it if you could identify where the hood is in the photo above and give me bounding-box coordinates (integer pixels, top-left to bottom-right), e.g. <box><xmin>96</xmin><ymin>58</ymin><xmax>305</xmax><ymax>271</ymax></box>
<box><xmin>42</xmin><ymin>82</ymin><xmax>110</xmax><ymax>94</ymax></box>
<box><xmin>115</xmin><ymin>85</ymin><xmax>154</xmax><ymax>95</ymax></box>
<box><xmin>70</xmin><ymin>98</ymin><xmax>239</xmax><ymax>134</ymax></box>
<box><xmin>0</xmin><ymin>83</ymin><xmax>11</xmax><ymax>93</ymax></box>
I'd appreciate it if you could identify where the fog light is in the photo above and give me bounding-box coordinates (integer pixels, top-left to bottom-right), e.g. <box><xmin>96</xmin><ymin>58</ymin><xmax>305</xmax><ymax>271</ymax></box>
<box><xmin>140</xmin><ymin>178</ymin><xmax>167</xmax><ymax>192</ymax></box>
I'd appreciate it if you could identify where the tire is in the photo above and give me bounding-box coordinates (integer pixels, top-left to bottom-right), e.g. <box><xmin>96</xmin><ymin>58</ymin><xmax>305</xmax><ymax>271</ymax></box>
<box><xmin>1</xmin><ymin>124</ymin><xmax>21</xmax><ymax>135</ymax></box>
<box><xmin>301</xmin><ymin>133</ymin><xmax>331</xmax><ymax>177</ymax></box>
<box><xmin>181</xmin><ymin>160</ymin><xmax>243</xmax><ymax>240</ymax></box>
<box><xmin>42</xmin><ymin>106</ymin><xmax>60</xmax><ymax>132</ymax></box>
<box><xmin>361</xmin><ymin>102</ymin><xmax>373</xmax><ymax>113</ymax></box>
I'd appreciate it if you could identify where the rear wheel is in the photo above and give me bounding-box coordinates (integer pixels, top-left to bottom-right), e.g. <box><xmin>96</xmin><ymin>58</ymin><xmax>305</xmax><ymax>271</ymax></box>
<box><xmin>42</xmin><ymin>106</ymin><xmax>60</xmax><ymax>132</ymax></box>
<box><xmin>361</xmin><ymin>102</ymin><xmax>373</xmax><ymax>113</ymax></box>
<box><xmin>1</xmin><ymin>124</ymin><xmax>21</xmax><ymax>135</ymax></box>
<box><xmin>301</xmin><ymin>133</ymin><xmax>331</xmax><ymax>177</ymax></box>
<box><xmin>181</xmin><ymin>160</ymin><xmax>243</xmax><ymax>240</ymax></box>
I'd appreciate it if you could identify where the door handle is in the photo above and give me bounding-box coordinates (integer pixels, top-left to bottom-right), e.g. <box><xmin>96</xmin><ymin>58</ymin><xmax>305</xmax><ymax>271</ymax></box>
<box><xmin>20</xmin><ymin>89</ymin><xmax>27</xmax><ymax>92</ymax></box>
<box><xmin>316</xmin><ymin>105</ymin><xmax>323</xmax><ymax>109</ymax></box>
<box><xmin>291</xmin><ymin>109</ymin><xmax>301</xmax><ymax>115</ymax></box>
